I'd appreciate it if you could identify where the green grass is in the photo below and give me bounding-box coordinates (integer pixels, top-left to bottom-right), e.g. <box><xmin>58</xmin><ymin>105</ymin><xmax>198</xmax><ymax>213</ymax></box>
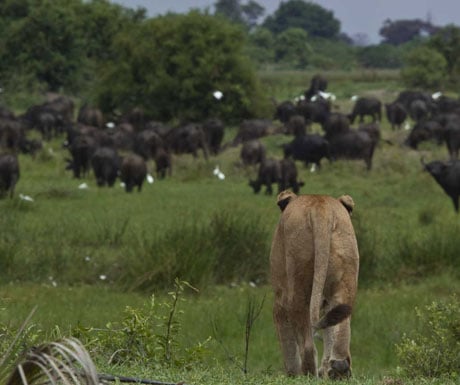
<box><xmin>1</xmin><ymin>70</ymin><xmax>460</xmax><ymax>384</ymax></box>
<box><xmin>0</xmin><ymin>275</ymin><xmax>459</xmax><ymax>383</ymax></box>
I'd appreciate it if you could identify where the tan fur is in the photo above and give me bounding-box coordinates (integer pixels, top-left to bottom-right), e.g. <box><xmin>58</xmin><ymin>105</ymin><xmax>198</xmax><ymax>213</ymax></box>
<box><xmin>270</xmin><ymin>192</ymin><xmax>359</xmax><ymax>378</ymax></box>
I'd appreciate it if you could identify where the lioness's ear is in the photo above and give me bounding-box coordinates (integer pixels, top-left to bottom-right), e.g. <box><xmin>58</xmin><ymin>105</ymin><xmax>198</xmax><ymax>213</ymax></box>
<box><xmin>277</xmin><ymin>190</ymin><xmax>297</xmax><ymax>212</ymax></box>
<box><xmin>338</xmin><ymin>195</ymin><xmax>354</xmax><ymax>215</ymax></box>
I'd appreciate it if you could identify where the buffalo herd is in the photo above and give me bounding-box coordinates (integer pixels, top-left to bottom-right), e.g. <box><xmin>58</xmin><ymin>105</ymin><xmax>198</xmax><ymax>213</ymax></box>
<box><xmin>1</xmin><ymin>75</ymin><xmax>460</xmax><ymax>211</ymax></box>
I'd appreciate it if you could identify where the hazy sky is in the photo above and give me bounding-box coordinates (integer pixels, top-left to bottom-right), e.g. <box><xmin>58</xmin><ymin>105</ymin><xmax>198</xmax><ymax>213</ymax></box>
<box><xmin>113</xmin><ymin>0</ymin><xmax>460</xmax><ymax>44</ymax></box>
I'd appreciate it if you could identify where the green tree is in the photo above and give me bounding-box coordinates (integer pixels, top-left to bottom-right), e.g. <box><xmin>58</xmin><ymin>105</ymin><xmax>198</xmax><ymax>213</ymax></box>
<box><xmin>274</xmin><ymin>28</ymin><xmax>310</xmax><ymax>68</ymax></box>
<box><xmin>0</xmin><ymin>0</ymin><xmax>87</xmax><ymax>91</ymax></box>
<box><xmin>241</xmin><ymin>0</ymin><xmax>265</xmax><ymax>29</ymax></box>
<box><xmin>94</xmin><ymin>11</ymin><xmax>269</xmax><ymax>122</ymax></box>
<box><xmin>246</xmin><ymin>27</ymin><xmax>275</xmax><ymax>65</ymax></box>
<box><xmin>214</xmin><ymin>0</ymin><xmax>243</xmax><ymax>24</ymax></box>
<box><xmin>428</xmin><ymin>25</ymin><xmax>460</xmax><ymax>83</ymax></box>
<box><xmin>263</xmin><ymin>0</ymin><xmax>340</xmax><ymax>39</ymax></box>
<box><xmin>379</xmin><ymin>18</ymin><xmax>438</xmax><ymax>45</ymax></box>
<box><xmin>401</xmin><ymin>46</ymin><xmax>447</xmax><ymax>89</ymax></box>
<box><xmin>357</xmin><ymin>44</ymin><xmax>405</xmax><ymax>69</ymax></box>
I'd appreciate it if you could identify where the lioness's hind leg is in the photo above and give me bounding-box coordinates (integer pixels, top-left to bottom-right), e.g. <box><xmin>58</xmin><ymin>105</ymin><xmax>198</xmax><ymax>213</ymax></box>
<box><xmin>327</xmin><ymin>318</ymin><xmax>352</xmax><ymax>380</ymax></box>
<box><xmin>273</xmin><ymin>302</ymin><xmax>302</xmax><ymax>375</ymax></box>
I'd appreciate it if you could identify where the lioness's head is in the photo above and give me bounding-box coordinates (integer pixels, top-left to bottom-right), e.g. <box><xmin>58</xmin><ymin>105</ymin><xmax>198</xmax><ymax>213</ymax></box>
<box><xmin>277</xmin><ymin>190</ymin><xmax>297</xmax><ymax>212</ymax></box>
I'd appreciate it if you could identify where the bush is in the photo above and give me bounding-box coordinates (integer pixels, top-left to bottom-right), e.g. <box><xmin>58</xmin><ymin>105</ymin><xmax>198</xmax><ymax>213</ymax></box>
<box><xmin>401</xmin><ymin>46</ymin><xmax>448</xmax><ymax>89</ymax></box>
<box><xmin>73</xmin><ymin>279</ymin><xmax>210</xmax><ymax>368</ymax></box>
<box><xmin>396</xmin><ymin>295</ymin><xmax>460</xmax><ymax>379</ymax></box>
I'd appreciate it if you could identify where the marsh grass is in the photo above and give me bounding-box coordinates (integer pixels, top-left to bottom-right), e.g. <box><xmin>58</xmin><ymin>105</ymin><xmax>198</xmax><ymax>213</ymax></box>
<box><xmin>1</xmin><ymin>70</ymin><xmax>459</xmax><ymax>383</ymax></box>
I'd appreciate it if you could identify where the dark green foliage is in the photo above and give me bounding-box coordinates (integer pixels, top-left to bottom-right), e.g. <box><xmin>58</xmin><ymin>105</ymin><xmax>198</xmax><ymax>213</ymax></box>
<box><xmin>379</xmin><ymin>18</ymin><xmax>439</xmax><ymax>45</ymax></box>
<box><xmin>274</xmin><ymin>28</ymin><xmax>310</xmax><ymax>68</ymax></box>
<box><xmin>396</xmin><ymin>295</ymin><xmax>460</xmax><ymax>379</ymax></box>
<box><xmin>0</xmin><ymin>0</ymin><xmax>87</xmax><ymax>91</ymax></box>
<box><xmin>401</xmin><ymin>46</ymin><xmax>447</xmax><ymax>89</ymax></box>
<box><xmin>94</xmin><ymin>11</ymin><xmax>269</xmax><ymax>122</ymax></box>
<box><xmin>73</xmin><ymin>280</ymin><xmax>210</xmax><ymax>368</ymax></box>
<box><xmin>0</xmin><ymin>0</ymin><xmax>141</xmax><ymax>93</ymax></box>
<box><xmin>428</xmin><ymin>25</ymin><xmax>460</xmax><ymax>84</ymax></box>
<box><xmin>357</xmin><ymin>44</ymin><xmax>405</xmax><ymax>69</ymax></box>
<box><xmin>263</xmin><ymin>0</ymin><xmax>340</xmax><ymax>39</ymax></box>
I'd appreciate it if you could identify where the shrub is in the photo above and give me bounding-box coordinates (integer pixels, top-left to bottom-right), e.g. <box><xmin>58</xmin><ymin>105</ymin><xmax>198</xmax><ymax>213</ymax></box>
<box><xmin>401</xmin><ymin>46</ymin><xmax>448</xmax><ymax>89</ymax></box>
<box><xmin>73</xmin><ymin>279</ymin><xmax>210</xmax><ymax>369</ymax></box>
<box><xmin>396</xmin><ymin>295</ymin><xmax>460</xmax><ymax>379</ymax></box>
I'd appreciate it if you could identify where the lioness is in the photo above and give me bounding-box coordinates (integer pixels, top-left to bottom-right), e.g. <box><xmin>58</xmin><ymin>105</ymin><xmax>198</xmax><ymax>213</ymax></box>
<box><xmin>270</xmin><ymin>191</ymin><xmax>359</xmax><ymax>379</ymax></box>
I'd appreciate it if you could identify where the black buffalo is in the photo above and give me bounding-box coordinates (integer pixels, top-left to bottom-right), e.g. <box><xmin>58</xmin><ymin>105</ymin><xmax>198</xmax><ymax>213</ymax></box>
<box><xmin>77</xmin><ymin>104</ymin><xmax>104</xmax><ymax>129</ymax></box>
<box><xmin>422</xmin><ymin>158</ymin><xmax>460</xmax><ymax>212</ymax></box>
<box><xmin>120</xmin><ymin>153</ymin><xmax>147</xmax><ymax>193</ymax></box>
<box><xmin>274</xmin><ymin>100</ymin><xmax>297</xmax><ymax>124</ymax></box>
<box><xmin>404</xmin><ymin>120</ymin><xmax>444</xmax><ymax>149</ymax></box>
<box><xmin>249</xmin><ymin>158</ymin><xmax>281</xmax><ymax>195</ymax></box>
<box><xmin>233</xmin><ymin>119</ymin><xmax>273</xmax><ymax>145</ymax></box>
<box><xmin>155</xmin><ymin>147</ymin><xmax>172</xmax><ymax>179</ymax></box>
<box><xmin>349</xmin><ymin>97</ymin><xmax>382</xmax><ymax>124</ymax></box>
<box><xmin>0</xmin><ymin>153</ymin><xmax>20</xmax><ymax>198</ymax></box>
<box><xmin>296</xmin><ymin>98</ymin><xmax>331</xmax><ymax>128</ymax></box>
<box><xmin>66</xmin><ymin>134</ymin><xmax>97</xmax><ymax>178</ymax></box>
<box><xmin>409</xmin><ymin>99</ymin><xmax>429</xmax><ymax>122</ymax></box>
<box><xmin>326</xmin><ymin>129</ymin><xmax>376</xmax><ymax>170</ymax></box>
<box><xmin>279</xmin><ymin>158</ymin><xmax>304</xmax><ymax>194</ymax></box>
<box><xmin>167</xmin><ymin>123</ymin><xmax>209</xmax><ymax>160</ymax></box>
<box><xmin>91</xmin><ymin>147</ymin><xmax>120</xmax><ymax>187</ymax></box>
<box><xmin>323</xmin><ymin>112</ymin><xmax>350</xmax><ymax>136</ymax></box>
<box><xmin>240</xmin><ymin>139</ymin><xmax>266</xmax><ymax>167</ymax></box>
<box><xmin>445</xmin><ymin>122</ymin><xmax>460</xmax><ymax>160</ymax></box>
<box><xmin>304</xmin><ymin>74</ymin><xmax>328</xmax><ymax>100</ymax></box>
<box><xmin>385</xmin><ymin>102</ymin><xmax>407</xmax><ymax>130</ymax></box>
<box><xmin>283</xmin><ymin>134</ymin><xmax>330</xmax><ymax>169</ymax></box>
<box><xmin>202</xmin><ymin>118</ymin><xmax>225</xmax><ymax>155</ymax></box>
<box><xmin>285</xmin><ymin>115</ymin><xmax>308</xmax><ymax>136</ymax></box>
<box><xmin>249</xmin><ymin>158</ymin><xmax>304</xmax><ymax>195</ymax></box>
<box><xmin>133</xmin><ymin>129</ymin><xmax>164</xmax><ymax>160</ymax></box>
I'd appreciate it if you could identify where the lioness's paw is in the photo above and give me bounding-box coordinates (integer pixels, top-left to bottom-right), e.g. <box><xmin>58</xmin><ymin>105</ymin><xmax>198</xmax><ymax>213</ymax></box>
<box><xmin>327</xmin><ymin>359</ymin><xmax>352</xmax><ymax>380</ymax></box>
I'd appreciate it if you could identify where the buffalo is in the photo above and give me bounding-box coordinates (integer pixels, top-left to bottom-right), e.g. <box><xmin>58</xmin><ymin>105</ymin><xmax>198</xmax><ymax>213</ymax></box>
<box><xmin>304</xmin><ymin>74</ymin><xmax>328</xmax><ymax>100</ymax></box>
<box><xmin>240</xmin><ymin>139</ymin><xmax>266</xmax><ymax>167</ymax></box>
<box><xmin>120</xmin><ymin>154</ymin><xmax>147</xmax><ymax>192</ymax></box>
<box><xmin>202</xmin><ymin>118</ymin><xmax>225</xmax><ymax>155</ymax></box>
<box><xmin>283</xmin><ymin>134</ymin><xmax>330</xmax><ymax>169</ymax></box>
<box><xmin>91</xmin><ymin>147</ymin><xmax>120</xmax><ymax>187</ymax></box>
<box><xmin>326</xmin><ymin>129</ymin><xmax>376</xmax><ymax>170</ymax></box>
<box><xmin>422</xmin><ymin>158</ymin><xmax>460</xmax><ymax>212</ymax></box>
<box><xmin>404</xmin><ymin>120</ymin><xmax>444</xmax><ymax>149</ymax></box>
<box><xmin>66</xmin><ymin>134</ymin><xmax>97</xmax><ymax>179</ymax></box>
<box><xmin>249</xmin><ymin>158</ymin><xmax>281</xmax><ymax>195</ymax></box>
<box><xmin>274</xmin><ymin>100</ymin><xmax>298</xmax><ymax>124</ymax></box>
<box><xmin>167</xmin><ymin>123</ymin><xmax>209</xmax><ymax>160</ymax></box>
<box><xmin>233</xmin><ymin>119</ymin><xmax>273</xmax><ymax>145</ymax></box>
<box><xmin>77</xmin><ymin>104</ymin><xmax>104</xmax><ymax>129</ymax></box>
<box><xmin>296</xmin><ymin>98</ymin><xmax>331</xmax><ymax>128</ymax></box>
<box><xmin>155</xmin><ymin>147</ymin><xmax>172</xmax><ymax>179</ymax></box>
<box><xmin>348</xmin><ymin>97</ymin><xmax>382</xmax><ymax>124</ymax></box>
<box><xmin>0</xmin><ymin>153</ymin><xmax>20</xmax><ymax>198</ymax></box>
<box><xmin>385</xmin><ymin>102</ymin><xmax>407</xmax><ymax>130</ymax></box>
<box><xmin>249</xmin><ymin>158</ymin><xmax>304</xmax><ymax>195</ymax></box>
<box><xmin>279</xmin><ymin>158</ymin><xmax>304</xmax><ymax>194</ymax></box>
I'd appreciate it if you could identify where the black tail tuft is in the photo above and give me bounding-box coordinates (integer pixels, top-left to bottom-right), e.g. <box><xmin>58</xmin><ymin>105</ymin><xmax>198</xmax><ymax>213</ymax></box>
<box><xmin>315</xmin><ymin>304</ymin><xmax>352</xmax><ymax>330</ymax></box>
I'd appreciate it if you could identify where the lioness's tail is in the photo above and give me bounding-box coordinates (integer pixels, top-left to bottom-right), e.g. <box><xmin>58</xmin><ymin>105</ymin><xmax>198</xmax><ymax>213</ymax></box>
<box><xmin>309</xmin><ymin>204</ymin><xmax>332</xmax><ymax>330</ymax></box>
<box><xmin>310</xmin><ymin>199</ymin><xmax>353</xmax><ymax>331</ymax></box>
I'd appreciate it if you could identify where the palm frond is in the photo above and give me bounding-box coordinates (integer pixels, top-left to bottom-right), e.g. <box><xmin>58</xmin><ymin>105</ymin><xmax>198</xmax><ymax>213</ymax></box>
<box><xmin>5</xmin><ymin>337</ymin><xmax>99</xmax><ymax>385</ymax></box>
